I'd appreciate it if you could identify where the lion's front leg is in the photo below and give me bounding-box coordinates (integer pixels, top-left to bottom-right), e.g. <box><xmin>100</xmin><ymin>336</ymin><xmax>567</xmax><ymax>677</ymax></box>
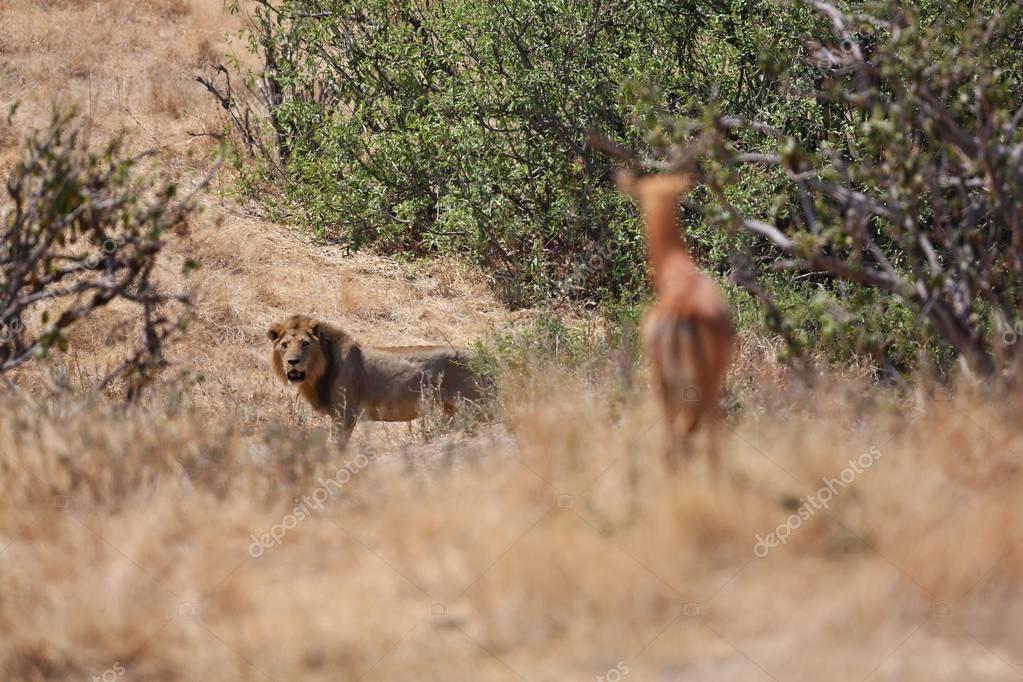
<box><xmin>330</xmin><ymin>406</ymin><xmax>359</xmax><ymax>447</ymax></box>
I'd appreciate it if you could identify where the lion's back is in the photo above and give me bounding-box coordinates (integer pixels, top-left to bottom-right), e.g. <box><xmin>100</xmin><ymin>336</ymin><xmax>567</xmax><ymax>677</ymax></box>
<box><xmin>372</xmin><ymin>346</ymin><xmax>481</xmax><ymax>402</ymax></box>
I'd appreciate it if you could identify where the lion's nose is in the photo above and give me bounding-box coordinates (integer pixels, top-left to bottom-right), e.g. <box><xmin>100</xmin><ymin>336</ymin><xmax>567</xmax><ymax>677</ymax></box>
<box><xmin>287</xmin><ymin>358</ymin><xmax>300</xmax><ymax>366</ymax></box>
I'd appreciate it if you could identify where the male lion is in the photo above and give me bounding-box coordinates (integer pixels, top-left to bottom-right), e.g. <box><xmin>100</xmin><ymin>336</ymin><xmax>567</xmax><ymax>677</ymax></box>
<box><xmin>267</xmin><ymin>315</ymin><xmax>484</xmax><ymax>443</ymax></box>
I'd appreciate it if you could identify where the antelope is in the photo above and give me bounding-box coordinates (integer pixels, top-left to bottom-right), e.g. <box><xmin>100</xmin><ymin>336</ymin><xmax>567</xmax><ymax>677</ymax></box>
<box><xmin>616</xmin><ymin>170</ymin><xmax>736</xmax><ymax>470</ymax></box>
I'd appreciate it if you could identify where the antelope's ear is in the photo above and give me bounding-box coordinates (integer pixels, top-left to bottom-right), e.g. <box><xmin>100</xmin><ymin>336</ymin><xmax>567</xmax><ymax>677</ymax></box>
<box><xmin>267</xmin><ymin>324</ymin><xmax>282</xmax><ymax>342</ymax></box>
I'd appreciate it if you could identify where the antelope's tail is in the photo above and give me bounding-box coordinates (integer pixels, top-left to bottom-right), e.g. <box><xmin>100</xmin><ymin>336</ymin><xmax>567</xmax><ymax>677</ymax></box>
<box><xmin>649</xmin><ymin>317</ymin><xmax>708</xmax><ymax>413</ymax></box>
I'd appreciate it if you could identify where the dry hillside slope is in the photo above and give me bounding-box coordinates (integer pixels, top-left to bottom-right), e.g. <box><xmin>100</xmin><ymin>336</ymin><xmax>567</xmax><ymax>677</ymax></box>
<box><xmin>0</xmin><ymin>0</ymin><xmax>513</xmax><ymax>436</ymax></box>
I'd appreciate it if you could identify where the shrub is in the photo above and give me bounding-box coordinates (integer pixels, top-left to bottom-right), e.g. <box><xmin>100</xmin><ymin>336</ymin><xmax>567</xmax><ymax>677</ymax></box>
<box><xmin>586</xmin><ymin>2</ymin><xmax>1023</xmax><ymax>376</ymax></box>
<box><xmin>209</xmin><ymin>0</ymin><xmax>810</xmax><ymax>305</ymax></box>
<box><xmin>680</xmin><ymin>2</ymin><xmax>1023</xmax><ymax>376</ymax></box>
<box><xmin>0</xmin><ymin>108</ymin><xmax>216</xmax><ymax>398</ymax></box>
<box><xmin>213</xmin><ymin>0</ymin><xmax>1023</xmax><ymax>375</ymax></box>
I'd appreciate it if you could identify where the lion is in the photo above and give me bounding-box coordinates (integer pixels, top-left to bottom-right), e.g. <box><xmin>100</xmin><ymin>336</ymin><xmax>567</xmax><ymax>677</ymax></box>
<box><xmin>267</xmin><ymin>315</ymin><xmax>484</xmax><ymax>443</ymax></box>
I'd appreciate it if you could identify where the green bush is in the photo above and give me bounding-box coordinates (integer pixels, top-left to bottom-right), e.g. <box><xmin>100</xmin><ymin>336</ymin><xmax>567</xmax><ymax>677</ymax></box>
<box><xmin>673</xmin><ymin>3</ymin><xmax>1023</xmax><ymax>375</ymax></box>
<box><xmin>223</xmin><ymin>0</ymin><xmax>812</xmax><ymax>306</ymax></box>
<box><xmin>217</xmin><ymin>0</ymin><xmax>1023</xmax><ymax>375</ymax></box>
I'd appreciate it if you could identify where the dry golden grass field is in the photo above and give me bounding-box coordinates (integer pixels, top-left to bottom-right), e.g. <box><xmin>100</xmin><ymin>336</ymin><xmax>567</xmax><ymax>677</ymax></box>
<box><xmin>3</xmin><ymin>1</ymin><xmax>1023</xmax><ymax>681</ymax></box>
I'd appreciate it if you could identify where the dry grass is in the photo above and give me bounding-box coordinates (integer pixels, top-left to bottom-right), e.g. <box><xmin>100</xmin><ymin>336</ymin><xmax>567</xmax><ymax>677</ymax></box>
<box><xmin>3</xmin><ymin>1</ymin><xmax>1023</xmax><ymax>681</ymax></box>
<box><xmin>0</xmin><ymin>0</ymin><xmax>238</xmax><ymax>175</ymax></box>
<box><xmin>3</xmin><ymin>374</ymin><xmax>1023</xmax><ymax>681</ymax></box>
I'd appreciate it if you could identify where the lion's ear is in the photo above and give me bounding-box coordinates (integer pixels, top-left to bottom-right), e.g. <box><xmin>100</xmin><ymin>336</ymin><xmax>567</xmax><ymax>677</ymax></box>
<box><xmin>310</xmin><ymin>322</ymin><xmax>322</xmax><ymax>339</ymax></box>
<box><xmin>267</xmin><ymin>324</ymin><xmax>282</xmax><ymax>342</ymax></box>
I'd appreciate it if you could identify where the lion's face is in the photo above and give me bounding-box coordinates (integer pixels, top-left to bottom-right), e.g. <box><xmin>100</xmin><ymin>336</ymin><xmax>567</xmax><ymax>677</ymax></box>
<box><xmin>268</xmin><ymin>317</ymin><xmax>326</xmax><ymax>385</ymax></box>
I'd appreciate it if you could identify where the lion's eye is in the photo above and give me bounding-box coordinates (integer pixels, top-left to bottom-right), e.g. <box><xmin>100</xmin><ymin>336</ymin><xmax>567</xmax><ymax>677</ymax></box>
<box><xmin>280</xmin><ymin>342</ymin><xmax>288</xmax><ymax>349</ymax></box>
<box><xmin>301</xmin><ymin>341</ymin><xmax>309</xmax><ymax>349</ymax></box>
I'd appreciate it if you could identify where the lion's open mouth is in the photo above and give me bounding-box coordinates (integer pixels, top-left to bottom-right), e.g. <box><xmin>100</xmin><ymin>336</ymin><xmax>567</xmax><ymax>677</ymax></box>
<box><xmin>286</xmin><ymin>370</ymin><xmax>306</xmax><ymax>383</ymax></box>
